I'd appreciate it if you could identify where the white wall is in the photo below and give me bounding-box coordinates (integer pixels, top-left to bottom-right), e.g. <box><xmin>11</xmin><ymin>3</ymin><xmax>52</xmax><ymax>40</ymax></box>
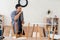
<box><xmin>0</xmin><ymin>0</ymin><xmax>18</xmax><ymax>25</ymax></box>
<box><xmin>0</xmin><ymin>0</ymin><xmax>60</xmax><ymax>26</ymax></box>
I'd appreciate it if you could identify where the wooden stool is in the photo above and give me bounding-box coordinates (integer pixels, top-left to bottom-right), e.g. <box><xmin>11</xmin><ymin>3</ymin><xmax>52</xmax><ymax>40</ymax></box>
<box><xmin>25</xmin><ymin>23</ymin><xmax>30</xmax><ymax>38</ymax></box>
<box><xmin>31</xmin><ymin>24</ymin><xmax>35</xmax><ymax>37</ymax></box>
<box><xmin>51</xmin><ymin>27</ymin><xmax>56</xmax><ymax>40</ymax></box>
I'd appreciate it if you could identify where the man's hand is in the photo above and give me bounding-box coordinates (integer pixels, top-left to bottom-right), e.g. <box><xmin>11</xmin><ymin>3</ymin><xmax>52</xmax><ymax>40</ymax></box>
<box><xmin>14</xmin><ymin>11</ymin><xmax>22</xmax><ymax>21</ymax></box>
<box><xmin>19</xmin><ymin>11</ymin><xmax>22</xmax><ymax>14</ymax></box>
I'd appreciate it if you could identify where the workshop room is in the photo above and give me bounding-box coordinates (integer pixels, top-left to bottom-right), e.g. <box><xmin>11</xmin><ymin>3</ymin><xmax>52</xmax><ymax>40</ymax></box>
<box><xmin>0</xmin><ymin>0</ymin><xmax>60</xmax><ymax>40</ymax></box>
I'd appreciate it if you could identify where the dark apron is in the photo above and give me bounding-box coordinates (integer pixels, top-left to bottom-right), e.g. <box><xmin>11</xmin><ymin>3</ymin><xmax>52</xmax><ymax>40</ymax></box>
<box><xmin>17</xmin><ymin>15</ymin><xmax>22</xmax><ymax>34</ymax></box>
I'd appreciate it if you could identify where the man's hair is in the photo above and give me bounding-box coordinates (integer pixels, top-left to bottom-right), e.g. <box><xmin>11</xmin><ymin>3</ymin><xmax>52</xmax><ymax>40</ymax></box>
<box><xmin>15</xmin><ymin>4</ymin><xmax>21</xmax><ymax>9</ymax></box>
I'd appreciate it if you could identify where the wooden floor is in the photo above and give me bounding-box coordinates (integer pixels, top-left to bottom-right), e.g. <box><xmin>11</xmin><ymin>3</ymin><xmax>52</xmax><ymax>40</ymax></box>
<box><xmin>2</xmin><ymin>26</ymin><xmax>48</xmax><ymax>40</ymax></box>
<box><xmin>3</xmin><ymin>37</ymin><xmax>48</xmax><ymax>40</ymax></box>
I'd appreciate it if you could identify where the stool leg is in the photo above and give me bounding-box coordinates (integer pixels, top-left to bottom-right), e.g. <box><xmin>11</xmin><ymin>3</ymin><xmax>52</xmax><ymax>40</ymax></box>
<box><xmin>26</xmin><ymin>23</ymin><xmax>30</xmax><ymax>38</ymax></box>
<box><xmin>51</xmin><ymin>27</ymin><xmax>56</xmax><ymax>40</ymax></box>
<box><xmin>31</xmin><ymin>24</ymin><xmax>35</xmax><ymax>37</ymax></box>
<box><xmin>48</xmin><ymin>27</ymin><xmax>50</xmax><ymax>40</ymax></box>
<box><xmin>36</xmin><ymin>24</ymin><xmax>38</xmax><ymax>40</ymax></box>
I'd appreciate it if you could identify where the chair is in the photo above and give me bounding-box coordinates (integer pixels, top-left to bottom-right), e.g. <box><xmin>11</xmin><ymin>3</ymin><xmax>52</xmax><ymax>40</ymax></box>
<box><xmin>47</xmin><ymin>25</ymin><xmax>60</xmax><ymax>40</ymax></box>
<box><xmin>51</xmin><ymin>27</ymin><xmax>56</xmax><ymax>40</ymax></box>
<box><xmin>25</xmin><ymin>23</ymin><xmax>30</xmax><ymax>38</ymax></box>
<box><xmin>31</xmin><ymin>24</ymin><xmax>35</xmax><ymax>37</ymax></box>
<box><xmin>37</xmin><ymin>24</ymin><xmax>48</xmax><ymax>40</ymax></box>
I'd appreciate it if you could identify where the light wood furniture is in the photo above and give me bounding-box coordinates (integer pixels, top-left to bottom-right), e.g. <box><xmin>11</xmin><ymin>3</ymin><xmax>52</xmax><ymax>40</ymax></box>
<box><xmin>45</xmin><ymin>17</ymin><xmax>59</xmax><ymax>37</ymax></box>
<box><xmin>37</xmin><ymin>24</ymin><xmax>48</xmax><ymax>40</ymax></box>
<box><xmin>25</xmin><ymin>23</ymin><xmax>30</xmax><ymax>38</ymax></box>
<box><xmin>3</xmin><ymin>24</ymin><xmax>49</xmax><ymax>40</ymax></box>
<box><xmin>31</xmin><ymin>24</ymin><xmax>35</xmax><ymax>37</ymax></box>
<box><xmin>51</xmin><ymin>27</ymin><xmax>56</xmax><ymax>40</ymax></box>
<box><xmin>45</xmin><ymin>24</ymin><xmax>57</xmax><ymax>40</ymax></box>
<box><xmin>48</xmin><ymin>26</ymin><xmax>51</xmax><ymax>40</ymax></box>
<box><xmin>50</xmin><ymin>27</ymin><xmax>60</xmax><ymax>40</ymax></box>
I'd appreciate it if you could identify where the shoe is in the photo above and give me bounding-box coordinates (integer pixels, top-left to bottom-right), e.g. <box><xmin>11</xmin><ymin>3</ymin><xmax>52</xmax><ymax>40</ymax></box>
<box><xmin>22</xmin><ymin>30</ymin><xmax>25</xmax><ymax>35</ymax></box>
<box><xmin>1</xmin><ymin>36</ymin><xmax>5</xmax><ymax>39</ymax></box>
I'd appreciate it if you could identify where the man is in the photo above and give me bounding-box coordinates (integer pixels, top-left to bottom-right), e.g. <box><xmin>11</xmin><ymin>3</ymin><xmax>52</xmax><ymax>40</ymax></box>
<box><xmin>11</xmin><ymin>4</ymin><xmax>25</xmax><ymax>37</ymax></box>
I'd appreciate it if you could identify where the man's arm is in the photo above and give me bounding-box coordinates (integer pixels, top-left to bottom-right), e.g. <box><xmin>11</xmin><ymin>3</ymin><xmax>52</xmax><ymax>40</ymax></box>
<box><xmin>14</xmin><ymin>12</ymin><xmax>21</xmax><ymax>21</ymax></box>
<box><xmin>21</xmin><ymin>12</ymin><xmax>24</xmax><ymax>24</ymax></box>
